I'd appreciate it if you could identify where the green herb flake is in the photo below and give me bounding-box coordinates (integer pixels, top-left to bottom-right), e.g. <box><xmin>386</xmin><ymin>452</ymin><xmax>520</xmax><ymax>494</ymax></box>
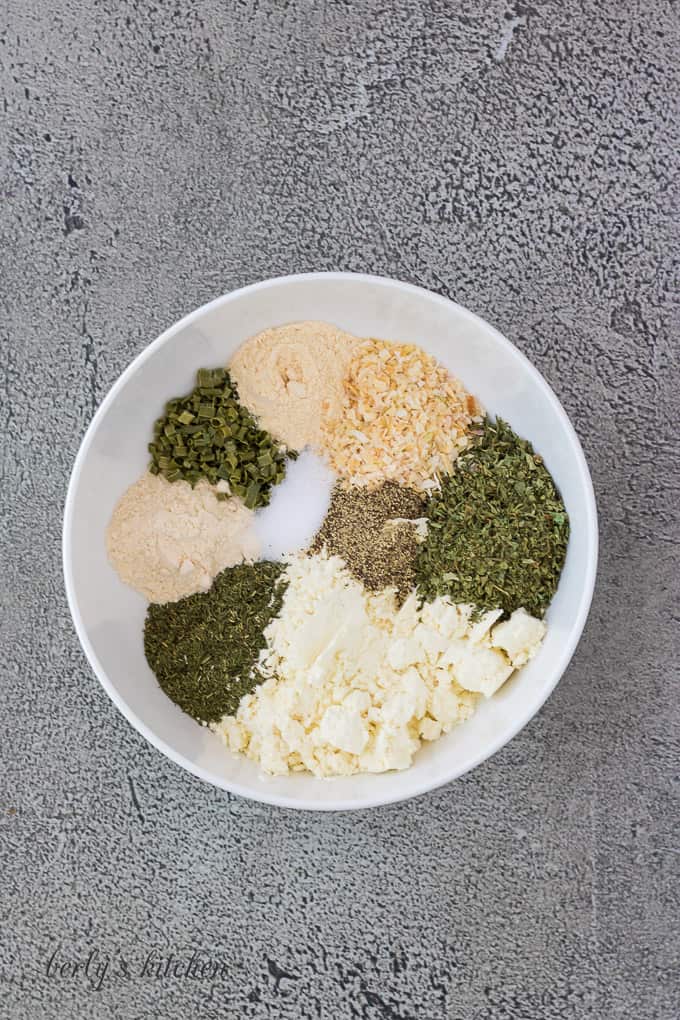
<box><xmin>144</xmin><ymin>561</ymin><xmax>287</xmax><ymax>724</ymax></box>
<box><xmin>148</xmin><ymin>366</ymin><xmax>295</xmax><ymax>508</ymax></box>
<box><xmin>415</xmin><ymin>418</ymin><xmax>569</xmax><ymax>617</ymax></box>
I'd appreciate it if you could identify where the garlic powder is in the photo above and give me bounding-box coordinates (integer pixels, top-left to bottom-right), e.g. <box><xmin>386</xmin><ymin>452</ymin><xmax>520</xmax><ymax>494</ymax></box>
<box><xmin>107</xmin><ymin>471</ymin><xmax>259</xmax><ymax>604</ymax></box>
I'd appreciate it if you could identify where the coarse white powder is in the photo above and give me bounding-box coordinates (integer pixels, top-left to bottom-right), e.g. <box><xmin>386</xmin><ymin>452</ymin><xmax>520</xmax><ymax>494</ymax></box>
<box><xmin>212</xmin><ymin>554</ymin><xmax>546</xmax><ymax>777</ymax></box>
<box><xmin>107</xmin><ymin>471</ymin><xmax>260</xmax><ymax>604</ymax></box>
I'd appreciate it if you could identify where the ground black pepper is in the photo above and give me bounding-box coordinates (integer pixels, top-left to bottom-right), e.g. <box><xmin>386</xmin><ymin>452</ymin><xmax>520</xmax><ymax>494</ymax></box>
<box><xmin>310</xmin><ymin>482</ymin><xmax>426</xmax><ymax>601</ymax></box>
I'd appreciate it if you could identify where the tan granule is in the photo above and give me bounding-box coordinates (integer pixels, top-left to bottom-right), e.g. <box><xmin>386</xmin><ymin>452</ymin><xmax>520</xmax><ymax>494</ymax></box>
<box><xmin>321</xmin><ymin>339</ymin><xmax>482</xmax><ymax>491</ymax></box>
<box><xmin>228</xmin><ymin>321</ymin><xmax>362</xmax><ymax>450</ymax></box>
<box><xmin>106</xmin><ymin>471</ymin><xmax>260</xmax><ymax>603</ymax></box>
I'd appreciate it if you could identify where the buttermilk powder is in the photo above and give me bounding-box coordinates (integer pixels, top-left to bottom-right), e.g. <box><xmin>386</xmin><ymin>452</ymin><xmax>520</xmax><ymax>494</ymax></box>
<box><xmin>213</xmin><ymin>554</ymin><xmax>545</xmax><ymax>776</ymax></box>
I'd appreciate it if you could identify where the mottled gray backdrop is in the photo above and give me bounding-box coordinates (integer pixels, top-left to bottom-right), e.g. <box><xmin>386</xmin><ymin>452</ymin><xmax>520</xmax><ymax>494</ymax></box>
<box><xmin>1</xmin><ymin>1</ymin><xmax>678</xmax><ymax>1018</ymax></box>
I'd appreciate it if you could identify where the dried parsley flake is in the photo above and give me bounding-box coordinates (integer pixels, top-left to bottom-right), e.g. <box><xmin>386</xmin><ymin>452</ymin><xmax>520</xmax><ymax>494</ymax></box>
<box><xmin>416</xmin><ymin>418</ymin><xmax>569</xmax><ymax>617</ymax></box>
<box><xmin>144</xmin><ymin>561</ymin><xmax>287</xmax><ymax>723</ymax></box>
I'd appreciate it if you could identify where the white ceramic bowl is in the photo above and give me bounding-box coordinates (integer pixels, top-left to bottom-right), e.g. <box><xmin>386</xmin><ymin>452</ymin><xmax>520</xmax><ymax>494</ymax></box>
<box><xmin>63</xmin><ymin>273</ymin><xmax>597</xmax><ymax>811</ymax></box>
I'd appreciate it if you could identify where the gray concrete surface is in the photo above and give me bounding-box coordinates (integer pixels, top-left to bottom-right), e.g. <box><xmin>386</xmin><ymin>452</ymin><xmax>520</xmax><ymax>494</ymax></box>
<box><xmin>1</xmin><ymin>1</ymin><xmax>678</xmax><ymax>1017</ymax></box>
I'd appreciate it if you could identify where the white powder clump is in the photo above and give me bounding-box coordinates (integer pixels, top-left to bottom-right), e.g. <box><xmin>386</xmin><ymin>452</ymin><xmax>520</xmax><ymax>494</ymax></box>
<box><xmin>491</xmin><ymin>608</ymin><xmax>547</xmax><ymax>667</ymax></box>
<box><xmin>228</xmin><ymin>321</ymin><xmax>362</xmax><ymax>450</ymax></box>
<box><xmin>107</xmin><ymin>471</ymin><xmax>259</xmax><ymax>604</ymax></box>
<box><xmin>213</xmin><ymin>554</ymin><xmax>546</xmax><ymax>777</ymax></box>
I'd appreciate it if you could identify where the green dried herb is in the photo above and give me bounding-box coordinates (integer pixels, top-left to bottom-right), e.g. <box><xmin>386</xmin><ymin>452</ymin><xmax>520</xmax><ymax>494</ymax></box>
<box><xmin>148</xmin><ymin>366</ymin><xmax>293</xmax><ymax>509</ymax></box>
<box><xmin>144</xmin><ymin>561</ymin><xmax>287</xmax><ymax>723</ymax></box>
<box><xmin>310</xmin><ymin>482</ymin><xmax>426</xmax><ymax>602</ymax></box>
<box><xmin>416</xmin><ymin>418</ymin><xmax>569</xmax><ymax>617</ymax></box>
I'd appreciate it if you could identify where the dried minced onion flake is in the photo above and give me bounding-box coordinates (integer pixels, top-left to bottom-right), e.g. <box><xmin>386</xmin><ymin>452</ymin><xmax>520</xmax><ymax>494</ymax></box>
<box><xmin>320</xmin><ymin>339</ymin><xmax>482</xmax><ymax>491</ymax></box>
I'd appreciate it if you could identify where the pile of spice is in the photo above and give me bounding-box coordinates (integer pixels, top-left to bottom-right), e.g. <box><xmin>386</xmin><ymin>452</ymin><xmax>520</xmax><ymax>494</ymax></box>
<box><xmin>416</xmin><ymin>417</ymin><xmax>570</xmax><ymax>618</ymax></box>
<box><xmin>107</xmin><ymin>472</ymin><xmax>260</xmax><ymax>604</ymax></box>
<box><xmin>144</xmin><ymin>561</ymin><xmax>286</xmax><ymax>723</ymax></box>
<box><xmin>148</xmin><ymin>366</ymin><xmax>292</xmax><ymax>509</ymax></box>
<box><xmin>102</xmin><ymin>321</ymin><xmax>571</xmax><ymax>780</ymax></box>
<box><xmin>321</xmin><ymin>339</ymin><xmax>482</xmax><ymax>491</ymax></box>
<box><xmin>309</xmin><ymin>482</ymin><xmax>426</xmax><ymax>602</ymax></box>
<box><xmin>228</xmin><ymin>322</ymin><xmax>362</xmax><ymax>450</ymax></box>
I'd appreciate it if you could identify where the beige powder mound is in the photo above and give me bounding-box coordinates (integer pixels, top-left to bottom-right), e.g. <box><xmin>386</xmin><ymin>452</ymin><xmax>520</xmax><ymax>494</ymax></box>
<box><xmin>228</xmin><ymin>321</ymin><xmax>362</xmax><ymax>450</ymax></box>
<box><xmin>107</xmin><ymin>472</ymin><xmax>260</xmax><ymax>604</ymax></box>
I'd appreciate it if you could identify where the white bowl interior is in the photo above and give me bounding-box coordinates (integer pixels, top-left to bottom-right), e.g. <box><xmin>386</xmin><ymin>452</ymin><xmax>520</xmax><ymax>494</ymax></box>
<box><xmin>63</xmin><ymin>274</ymin><xmax>597</xmax><ymax>810</ymax></box>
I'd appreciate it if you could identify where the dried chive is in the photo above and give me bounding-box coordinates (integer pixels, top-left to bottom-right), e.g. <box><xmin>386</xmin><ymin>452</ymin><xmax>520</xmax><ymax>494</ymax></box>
<box><xmin>148</xmin><ymin>367</ymin><xmax>293</xmax><ymax>508</ymax></box>
<box><xmin>415</xmin><ymin>418</ymin><xmax>569</xmax><ymax>617</ymax></box>
<box><xmin>144</xmin><ymin>561</ymin><xmax>287</xmax><ymax>724</ymax></box>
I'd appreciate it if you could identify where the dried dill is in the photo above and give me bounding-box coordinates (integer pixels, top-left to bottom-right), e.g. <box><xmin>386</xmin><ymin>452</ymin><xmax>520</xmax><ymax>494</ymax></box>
<box><xmin>310</xmin><ymin>482</ymin><xmax>426</xmax><ymax>602</ymax></box>
<box><xmin>144</xmin><ymin>561</ymin><xmax>287</xmax><ymax>723</ymax></box>
<box><xmin>416</xmin><ymin>418</ymin><xmax>569</xmax><ymax>617</ymax></box>
<box><xmin>148</xmin><ymin>366</ymin><xmax>294</xmax><ymax>509</ymax></box>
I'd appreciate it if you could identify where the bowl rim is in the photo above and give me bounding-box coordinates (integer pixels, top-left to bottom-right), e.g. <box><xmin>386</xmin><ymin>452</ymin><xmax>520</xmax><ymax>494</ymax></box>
<box><xmin>63</xmin><ymin>271</ymin><xmax>598</xmax><ymax>811</ymax></box>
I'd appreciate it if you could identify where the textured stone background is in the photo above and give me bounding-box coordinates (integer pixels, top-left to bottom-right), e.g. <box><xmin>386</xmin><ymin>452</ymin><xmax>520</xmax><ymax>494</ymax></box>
<box><xmin>1</xmin><ymin>1</ymin><xmax>678</xmax><ymax>1017</ymax></box>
